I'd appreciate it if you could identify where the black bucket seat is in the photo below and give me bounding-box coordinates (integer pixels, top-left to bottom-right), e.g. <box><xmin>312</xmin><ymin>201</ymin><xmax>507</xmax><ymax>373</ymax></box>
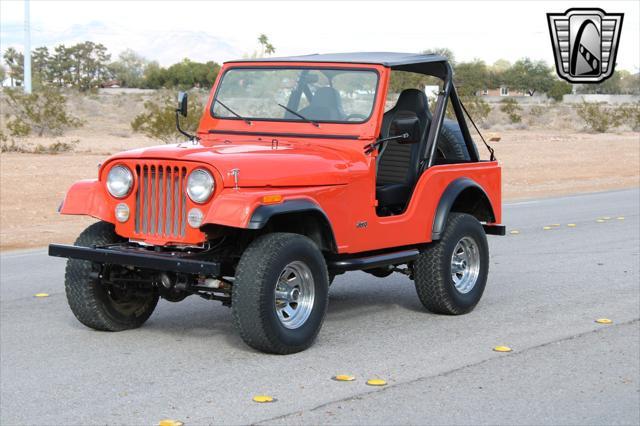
<box><xmin>376</xmin><ymin>89</ymin><xmax>431</xmax><ymax>209</ymax></box>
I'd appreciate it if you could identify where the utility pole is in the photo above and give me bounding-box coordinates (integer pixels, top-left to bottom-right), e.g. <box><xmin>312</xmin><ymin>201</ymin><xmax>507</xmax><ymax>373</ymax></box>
<box><xmin>24</xmin><ymin>0</ymin><xmax>32</xmax><ymax>93</ymax></box>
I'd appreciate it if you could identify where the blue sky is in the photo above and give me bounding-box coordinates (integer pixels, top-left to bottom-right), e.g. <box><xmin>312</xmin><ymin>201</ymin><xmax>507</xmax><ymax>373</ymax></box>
<box><xmin>1</xmin><ymin>0</ymin><xmax>638</xmax><ymax>71</ymax></box>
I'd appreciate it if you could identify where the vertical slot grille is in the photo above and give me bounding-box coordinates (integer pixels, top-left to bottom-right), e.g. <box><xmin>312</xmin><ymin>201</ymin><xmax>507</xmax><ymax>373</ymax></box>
<box><xmin>135</xmin><ymin>164</ymin><xmax>187</xmax><ymax>238</ymax></box>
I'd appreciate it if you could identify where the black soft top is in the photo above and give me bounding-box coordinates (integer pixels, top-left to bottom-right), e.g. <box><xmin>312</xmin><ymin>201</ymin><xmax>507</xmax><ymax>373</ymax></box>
<box><xmin>226</xmin><ymin>52</ymin><xmax>450</xmax><ymax>78</ymax></box>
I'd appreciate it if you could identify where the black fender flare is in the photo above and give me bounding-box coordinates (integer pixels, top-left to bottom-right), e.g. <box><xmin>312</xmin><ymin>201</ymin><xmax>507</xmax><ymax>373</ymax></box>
<box><xmin>431</xmin><ymin>178</ymin><xmax>495</xmax><ymax>240</ymax></box>
<box><xmin>247</xmin><ymin>199</ymin><xmax>328</xmax><ymax>229</ymax></box>
<box><xmin>248</xmin><ymin>199</ymin><xmax>338</xmax><ymax>251</ymax></box>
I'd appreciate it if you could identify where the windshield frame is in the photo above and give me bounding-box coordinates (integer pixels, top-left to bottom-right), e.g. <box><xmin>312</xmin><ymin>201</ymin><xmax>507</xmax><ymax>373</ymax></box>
<box><xmin>209</xmin><ymin>66</ymin><xmax>381</xmax><ymax>125</ymax></box>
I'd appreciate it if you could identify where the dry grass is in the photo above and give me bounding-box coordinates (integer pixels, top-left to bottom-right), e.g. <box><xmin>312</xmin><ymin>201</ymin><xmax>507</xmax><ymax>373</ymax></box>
<box><xmin>0</xmin><ymin>92</ymin><xmax>638</xmax><ymax>251</ymax></box>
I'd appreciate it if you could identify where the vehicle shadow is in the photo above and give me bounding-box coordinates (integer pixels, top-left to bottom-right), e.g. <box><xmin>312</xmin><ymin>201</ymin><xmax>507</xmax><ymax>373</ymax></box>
<box><xmin>91</xmin><ymin>271</ymin><xmax>431</xmax><ymax>351</ymax></box>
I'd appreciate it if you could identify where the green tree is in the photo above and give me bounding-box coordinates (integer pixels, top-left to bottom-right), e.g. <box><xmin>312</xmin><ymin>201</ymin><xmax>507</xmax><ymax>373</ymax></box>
<box><xmin>66</xmin><ymin>41</ymin><xmax>111</xmax><ymax>91</ymax></box>
<box><xmin>32</xmin><ymin>46</ymin><xmax>52</xmax><ymax>86</ymax></box>
<box><xmin>162</xmin><ymin>58</ymin><xmax>220</xmax><ymax>89</ymax></box>
<box><xmin>109</xmin><ymin>49</ymin><xmax>149</xmax><ymax>87</ymax></box>
<box><xmin>491</xmin><ymin>59</ymin><xmax>511</xmax><ymax>73</ymax></box>
<box><xmin>142</xmin><ymin>61</ymin><xmax>167</xmax><ymax>89</ymax></box>
<box><xmin>3</xmin><ymin>47</ymin><xmax>24</xmax><ymax>86</ymax></box>
<box><xmin>422</xmin><ymin>47</ymin><xmax>455</xmax><ymax>65</ymax></box>
<box><xmin>50</xmin><ymin>44</ymin><xmax>73</xmax><ymax>86</ymax></box>
<box><xmin>576</xmin><ymin>69</ymin><xmax>639</xmax><ymax>95</ymax></box>
<box><xmin>547</xmin><ymin>79</ymin><xmax>572</xmax><ymax>102</ymax></box>
<box><xmin>620</xmin><ymin>71</ymin><xmax>640</xmax><ymax>95</ymax></box>
<box><xmin>455</xmin><ymin>59</ymin><xmax>489</xmax><ymax>96</ymax></box>
<box><xmin>503</xmin><ymin>58</ymin><xmax>554</xmax><ymax>96</ymax></box>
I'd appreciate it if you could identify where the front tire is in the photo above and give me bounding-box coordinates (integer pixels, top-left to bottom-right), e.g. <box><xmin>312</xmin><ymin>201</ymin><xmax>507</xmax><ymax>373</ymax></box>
<box><xmin>232</xmin><ymin>233</ymin><xmax>329</xmax><ymax>354</ymax></box>
<box><xmin>414</xmin><ymin>213</ymin><xmax>489</xmax><ymax>314</ymax></box>
<box><xmin>65</xmin><ymin>221</ymin><xmax>159</xmax><ymax>331</ymax></box>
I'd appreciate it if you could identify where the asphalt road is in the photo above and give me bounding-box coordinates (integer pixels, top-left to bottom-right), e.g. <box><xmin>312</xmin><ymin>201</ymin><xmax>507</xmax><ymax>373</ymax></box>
<box><xmin>1</xmin><ymin>188</ymin><xmax>639</xmax><ymax>425</ymax></box>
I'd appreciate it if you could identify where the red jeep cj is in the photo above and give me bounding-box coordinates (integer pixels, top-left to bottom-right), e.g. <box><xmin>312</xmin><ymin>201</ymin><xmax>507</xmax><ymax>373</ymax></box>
<box><xmin>49</xmin><ymin>53</ymin><xmax>504</xmax><ymax>354</ymax></box>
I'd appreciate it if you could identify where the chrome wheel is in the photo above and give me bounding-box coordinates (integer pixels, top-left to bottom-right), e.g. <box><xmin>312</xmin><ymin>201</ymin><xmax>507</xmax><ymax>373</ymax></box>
<box><xmin>274</xmin><ymin>261</ymin><xmax>315</xmax><ymax>329</ymax></box>
<box><xmin>450</xmin><ymin>236</ymin><xmax>481</xmax><ymax>294</ymax></box>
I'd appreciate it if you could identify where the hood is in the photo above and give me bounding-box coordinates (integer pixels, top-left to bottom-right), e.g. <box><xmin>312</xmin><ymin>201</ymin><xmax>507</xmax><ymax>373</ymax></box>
<box><xmin>106</xmin><ymin>138</ymin><xmax>366</xmax><ymax>187</ymax></box>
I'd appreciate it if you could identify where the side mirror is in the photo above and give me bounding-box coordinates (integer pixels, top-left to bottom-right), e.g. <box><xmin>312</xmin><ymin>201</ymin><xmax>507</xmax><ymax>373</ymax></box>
<box><xmin>390</xmin><ymin>111</ymin><xmax>421</xmax><ymax>144</ymax></box>
<box><xmin>177</xmin><ymin>91</ymin><xmax>188</xmax><ymax>117</ymax></box>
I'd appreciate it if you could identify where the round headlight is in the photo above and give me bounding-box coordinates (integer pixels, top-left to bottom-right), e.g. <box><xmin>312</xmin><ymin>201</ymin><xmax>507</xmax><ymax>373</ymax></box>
<box><xmin>106</xmin><ymin>165</ymin><xmax>133</xmax><ymax>198</ymax></box>
<box><xmin>186</xmin><ymin>169</ymin><xmax>214</xmax><ymax>203</ymax></box>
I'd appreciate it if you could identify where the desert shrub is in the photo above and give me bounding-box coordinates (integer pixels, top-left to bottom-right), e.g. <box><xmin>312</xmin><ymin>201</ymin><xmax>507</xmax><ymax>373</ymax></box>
<box><xmin>529</xmin><ymin>105</ymin><xmax>545</xmax><ymax>117</ymax></box>
<box><xmin>0</xmin><ymin>131</ymin><xmax>23</xmax><ymax>152</ymax></box>
<box><xmin>3</xmin><ymin>88</ymin><xmax>84</xmax><ymax>137</ymax></box>
<box><xmin>445</xmin><ymin>96</ymin><xmax>491</xmax><ymax>126</ymax></box>
<box><xmin>615</xmin><ymin>103</ymin><xmax>640</xmax><ymax>131</ymax></box>
<box><xmin>33</xmin><ymin>140</ymin><xmax>79</xmax><ymax>154</ymax></box>
<box><xmin>499</xmin><ymin>98</ymin><xmax>522</xmax><ymax>123</ymax></box>
<box><xmin>131</xmin><ymin>93</ymin><xmax>203</xmax><ymax>143</ymax></box>
<box><xmin>0</xmin><ymin>140</ymin><xmax>28</xmax><ymax>153</ymax></box>
<box><xmin>461</xmin><ymin>96</ymin><xmax>491</xmax><ymax>124</ymax></box>
<box><xmin>575</xmin><ymin>101</ymin><xmax>621</xmax><ymax>133</ymax></box>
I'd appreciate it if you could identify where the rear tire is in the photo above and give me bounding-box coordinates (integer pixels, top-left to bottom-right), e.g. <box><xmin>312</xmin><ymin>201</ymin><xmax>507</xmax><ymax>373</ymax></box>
<box><xmin>232</xmin><ymin>233</ymin><xmax>329</xmax><ymax>354</ymax></box>
<box><xmin>414</xmin><ymin>213</ymin><xmax>488</xmax><ymax>314</ymax></box>
<box><xmin>437</xmin><ymin>119</ymin><xmax>471</xmax><ymax>161</ymax></box>
<box><xmin>65</xmin><ymin>221</ymin><xmax>159</xmax><ymax>331</ymax></box>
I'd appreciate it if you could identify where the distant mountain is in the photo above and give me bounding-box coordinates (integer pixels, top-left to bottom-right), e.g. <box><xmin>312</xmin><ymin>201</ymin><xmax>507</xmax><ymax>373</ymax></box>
<box><xmin>0</xmin><ymin>20</ymin><xmax>242</xmax><ymax>65</ymax></box>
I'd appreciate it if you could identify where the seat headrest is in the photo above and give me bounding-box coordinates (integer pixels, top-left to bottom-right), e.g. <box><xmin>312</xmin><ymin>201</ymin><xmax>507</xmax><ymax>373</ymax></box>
<box><xmin>395</xmin><ymin>89</ymin><xmax>430</xmax><ymax>118</ymax></box>
<box><xmin>312</xmin><ymin>87</ymin><xmax>340</xmax><ymax>106</ymax></box>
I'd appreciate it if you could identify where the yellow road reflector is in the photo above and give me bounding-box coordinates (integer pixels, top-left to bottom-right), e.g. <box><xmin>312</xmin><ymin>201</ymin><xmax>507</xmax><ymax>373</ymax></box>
<box><xmin>595</xmin><ymin>318</ymin><xmax>613</xmax><ymax>324</ymax></box>
<box><xmin>334</xmin><ymin>374</ymin><xmax>355</xmax><ymax>382</ymax></box>
<box><xmin>567</xmin><ymin>223</ymin><xmax>577</xmax><ymax>227</ymax></box>
<box><xmin>543</xmin><ymin>226</ymin><xmax>552</xmax><ymax>230</ymax></box>
<box><xmin>158</xmin><ymin>420</ymin><xmax>183</xmax><ymax>426</ymax></box>
<box><xmin>596</xmin><ymin>219</ymin><xmax>605</xmax><ymax>223</ymax></box>
<box><xmin>366</xmin><ymin>379</ymin><xmax>387</xmax><ymax>386</ymax></box>
<box><xmin>509</xmin><ymin>230</ymin><xmax>520</xmax><ymax>235</ymax></box>
<box><xmin>493</xmin><ymin>345</ymin><xmax>512</xmax><ymax>352</ymax></box>
<box><xmin>617</xmin><ymin>216</ymin><xmax>625</xmax><ymax>220</ymax></box>
<box><xmin>253</xmin><ymin>395</ymin><xmax>274</xmax><ymax>403</ymax></box>
<box><xmin>34</xmin><ymin>293</ymin><xmax>49</xmax><ymax>298</ymax></box>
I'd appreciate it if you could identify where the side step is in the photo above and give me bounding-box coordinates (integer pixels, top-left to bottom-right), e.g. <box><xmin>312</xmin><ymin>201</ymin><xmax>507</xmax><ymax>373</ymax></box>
<box><xmin>328</xmin><ymin>249</ymin><xmax>420</xmax><ymax>272</ymax></box>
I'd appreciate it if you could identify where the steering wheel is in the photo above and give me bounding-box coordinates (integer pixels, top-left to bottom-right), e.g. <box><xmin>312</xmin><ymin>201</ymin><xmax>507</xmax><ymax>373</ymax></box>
<box><xmin>345</xmin><ymin>113</ymin><xmax>368</xmax><ymax>121</ymax></box>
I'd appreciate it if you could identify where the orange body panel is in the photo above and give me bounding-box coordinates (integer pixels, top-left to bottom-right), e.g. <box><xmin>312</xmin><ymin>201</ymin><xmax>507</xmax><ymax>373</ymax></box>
<box><xmin>60</xmin><ymin>61</ymin><xmax>502</xmax><ymax>253</ymax></box>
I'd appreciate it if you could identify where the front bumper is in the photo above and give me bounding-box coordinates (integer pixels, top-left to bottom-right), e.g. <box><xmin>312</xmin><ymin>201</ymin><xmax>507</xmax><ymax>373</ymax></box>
<box><xmin>48</xmin><ymin>244</ymin><xmax>221</xmax><ymax>275</ymax></box>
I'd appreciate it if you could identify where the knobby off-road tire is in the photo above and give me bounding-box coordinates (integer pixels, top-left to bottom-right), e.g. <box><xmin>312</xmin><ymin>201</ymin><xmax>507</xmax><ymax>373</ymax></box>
<box><xmin>65</xmin><ymin>221</ymin><xmax>159</xmax><ymax>331</ymax></box>
<box><xmin>437</xmin><ymin>119</ymin><xmax>471</xmax><ymax>161</ymax></box>
<box><xmin>232</xmin><ymin>233</ymin><xmax>329</xmax><ymax>354</ymax></box>
<box><xmin>414</xmin><ymin>213</ymin><xmax>488</xmax><ymax>314</ymax></box>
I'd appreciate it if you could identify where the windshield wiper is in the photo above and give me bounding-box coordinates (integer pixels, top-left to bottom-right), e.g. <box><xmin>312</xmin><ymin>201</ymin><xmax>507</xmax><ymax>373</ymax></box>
<box><xmin>277</xmin><ymin>103</ymin><xmax>319</xmax><ymax>127</ymax></box>
<box><xmin>215</xmin><ymin>99</ymin><xmax>251</xmax><ymax>125</ymax></box>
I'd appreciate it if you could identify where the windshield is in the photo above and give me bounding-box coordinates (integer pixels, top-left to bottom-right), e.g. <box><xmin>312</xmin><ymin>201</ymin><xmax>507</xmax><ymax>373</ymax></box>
<box><xmin>211</xmin><ymin>68</ymin><xmax>379</xmax><ymax>124</ymax></box>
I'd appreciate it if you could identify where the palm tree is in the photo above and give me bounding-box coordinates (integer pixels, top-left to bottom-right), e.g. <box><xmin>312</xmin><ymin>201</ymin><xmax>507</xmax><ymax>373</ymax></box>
<box><xmin>258</xmin><ymin>34</ymin><xmax>276</xmax><ymax>57</ymax></box>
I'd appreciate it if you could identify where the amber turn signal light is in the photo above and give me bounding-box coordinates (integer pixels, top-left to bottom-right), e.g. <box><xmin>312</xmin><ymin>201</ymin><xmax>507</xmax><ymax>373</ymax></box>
<box><xmin>262</xmin><ymin>194</ymin><xmax>283</xmax><ymax>204</ymax></box>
